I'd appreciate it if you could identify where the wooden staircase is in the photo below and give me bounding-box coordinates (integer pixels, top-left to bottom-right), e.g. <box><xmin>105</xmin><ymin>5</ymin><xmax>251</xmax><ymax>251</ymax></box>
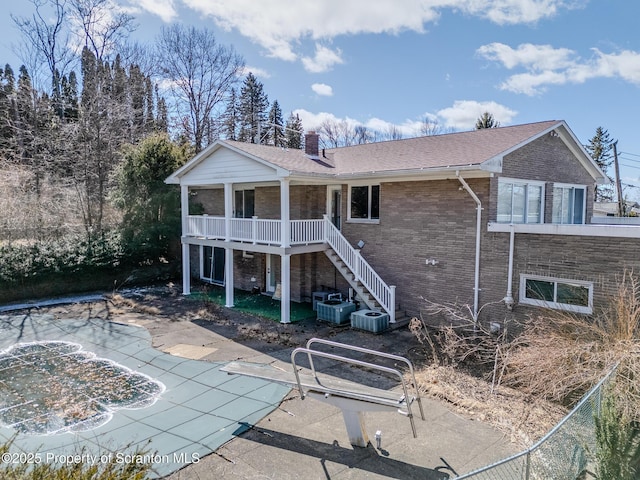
<box><xmin>324</xmin><ymin>248</ymin><xmax>379</xmax><ymax>310</ymax></box>
<box><xmin>324</xmin><ymin>247</ymin><xmax>409</xmax><ymax>326</ymax></box>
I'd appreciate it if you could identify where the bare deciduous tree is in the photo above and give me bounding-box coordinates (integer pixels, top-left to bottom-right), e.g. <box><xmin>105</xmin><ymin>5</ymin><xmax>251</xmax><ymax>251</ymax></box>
<box><xmin>383</xmin><ymin>124</ymin><xmax>403</xmax><ymax>141</ymax></box>
<box><xmin>318</xmin><ymin>118</ymin><xmax>358</xmax><ymax>148</ymax></box>
<box><xmin>420</xmin><ymin>117</ymin><xmax>444</xmax><ymax>136</ymax></box>
<box><xmin>11</xmin><ymin>0</ymin><xmax>74</xmax><ymax>96</ymax></box>
<box><xmin>156</xmin><ymin>25</ymin><xmax>244</xmax><ymax>153</ymax></box>
<box><xmin>69</xmin><ymin>0</ymin><xmax>136</xmax><ymax>62</ymax></box>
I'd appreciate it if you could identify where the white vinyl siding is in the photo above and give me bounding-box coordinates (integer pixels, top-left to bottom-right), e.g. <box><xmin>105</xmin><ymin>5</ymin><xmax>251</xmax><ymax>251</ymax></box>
<box><xmin>181</xmin><ymin>148</ymin><xmax>277</xmax><ymax>184</ymax></box>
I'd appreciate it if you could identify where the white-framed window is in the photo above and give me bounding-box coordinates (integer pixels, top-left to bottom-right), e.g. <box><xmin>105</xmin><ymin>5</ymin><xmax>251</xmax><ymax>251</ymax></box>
<box><xmin>234</xmin><ymin>189</ymin><xmax>255</xmax><ymax>218</ymax></box>
<box><xmin>519</xmin><ymin>274</ymin><xmax>593</xmax><ymax>314</ymax></box>
<box><xmin>348</xmin><ymin>184</ymin><xmax>380</xmax><ymax>223</ymax></box>
<box><xmin>552</xmin><ymin>184</ymin><xmax>586</xmax><ymax>224</ymax></box>
<box><xmin>497</xmin><ymin>178</ymin><xmax>545</xmax><ymax>224</ymax></box>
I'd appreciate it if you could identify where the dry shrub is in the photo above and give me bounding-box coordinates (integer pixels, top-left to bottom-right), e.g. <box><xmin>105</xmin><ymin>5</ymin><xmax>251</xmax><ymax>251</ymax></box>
<box><xmin>410</xmin><ymin>299</ymin><xmax>512</xmax><ymax>391</ymax></box>
<box><xmin>502</xmin><ymin>270</ymin><xmax>640</xmax><ymax>416</ymax></box>
<box><xmin>413</xmin><ymin>364</ymin><xmax>566</xmax><ymax>447</ymax></box>
<box><xmin>109</xmin><ymin>294</ymin><xmax>161</xmax><ymax>316</ymax></box>
<box><xmin>0</xmin><ymin>166</ymin><xmax>120</xmax><ymax>241</ymax></box>
<box><xmin>408</xmin><ymin>316</ymin><xmax>439</xmax><ymax>363</ymax></box>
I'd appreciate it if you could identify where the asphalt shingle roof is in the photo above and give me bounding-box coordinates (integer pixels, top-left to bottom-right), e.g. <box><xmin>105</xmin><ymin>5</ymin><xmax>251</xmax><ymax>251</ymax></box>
<box><xmin>223</xmin><ymin>120</ymin><xmax>561</xmax><ymax>176</ymax></box>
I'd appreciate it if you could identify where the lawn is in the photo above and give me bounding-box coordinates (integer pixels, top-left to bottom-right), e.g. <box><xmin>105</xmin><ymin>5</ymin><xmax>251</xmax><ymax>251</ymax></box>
<box><xmin>193</xmin><ymin>285</ymin><xmax>315</xmax><ymax>322</ymax></box>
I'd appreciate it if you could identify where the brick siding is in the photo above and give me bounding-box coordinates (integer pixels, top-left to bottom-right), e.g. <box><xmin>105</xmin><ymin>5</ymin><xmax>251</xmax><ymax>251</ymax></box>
<box><xmin>187</xmin><ymin>135</ymin><xmax>632</xmax><ymax>325</ymax></box>
<box><xmin>489</xmin><ymin>134</ymin><xmax>596</xmax><ymax>223</ymax></box>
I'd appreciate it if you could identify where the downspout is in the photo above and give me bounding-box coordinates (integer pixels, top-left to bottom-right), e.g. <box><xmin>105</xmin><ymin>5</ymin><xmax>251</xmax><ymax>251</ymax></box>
<box><xmin>456</xmin><ymin>172</ymin><xmax>482</xmax><ymax>324</ymax></box>
<box><xmin>504</xmin><ymin>225</ymin><xmax>515</xmax><ymax>310</ymax></box>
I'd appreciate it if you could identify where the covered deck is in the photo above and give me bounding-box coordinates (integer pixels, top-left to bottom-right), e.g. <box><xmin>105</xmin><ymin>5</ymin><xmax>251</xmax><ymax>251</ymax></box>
<box><xmin>168</xmin><ymin>138</ymin><xmax>395</xmax><ymax>324</ymax></box>
<box><xmin>186</xmin><ymin>215</ymin><xmax>327</xmax><ymax>250</ymax></box>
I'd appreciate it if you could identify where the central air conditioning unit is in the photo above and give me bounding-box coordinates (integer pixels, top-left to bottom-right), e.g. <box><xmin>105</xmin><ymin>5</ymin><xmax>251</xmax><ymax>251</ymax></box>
<box><xmin>350</xmin><ymin>310</ymin><xmax>389</xmax><ymax>333</ymax></box>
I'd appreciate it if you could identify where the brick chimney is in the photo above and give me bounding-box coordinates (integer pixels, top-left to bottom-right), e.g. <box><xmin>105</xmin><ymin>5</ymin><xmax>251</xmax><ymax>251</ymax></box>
<box><xmin>305</xmin><ymin>131</ymin><xmax>319</xmax><ymax>157</ymax></box>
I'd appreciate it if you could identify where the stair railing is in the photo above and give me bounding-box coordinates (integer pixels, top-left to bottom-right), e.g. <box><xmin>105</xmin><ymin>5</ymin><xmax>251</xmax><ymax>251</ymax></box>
<box><xmin>323</xmin><ymin>215</ymin><xmax>396</xmax><ymax>323</ymax></box>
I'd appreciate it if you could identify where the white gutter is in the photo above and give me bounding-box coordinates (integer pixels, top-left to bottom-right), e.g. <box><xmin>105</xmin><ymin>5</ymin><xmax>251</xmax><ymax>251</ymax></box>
<box><xmin>456</xmin><ymin>172</ymin><xmax>482</xmax><ymax>323</ymax></box>
<box><xmin>504</xmin><ymin>225</ymin><xmax>515</xmax><ymax>310</ymax></box>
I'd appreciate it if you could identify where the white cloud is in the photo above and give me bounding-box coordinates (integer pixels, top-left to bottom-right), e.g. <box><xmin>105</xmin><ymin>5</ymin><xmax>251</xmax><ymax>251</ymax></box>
<box><xmin>294</xmin><ymin>100</ymin><xmax>517</xmax><ymax>137</ymax></box>
<box><xmin>293</xmin><ymin>109</ymin><xmax>360</xmax><ymax>132</ymax></box>
<box><xmin>463</xmin><ymin>0</ymin><xmax>575</xmax><ymax>25</ymax></box>
<box><xmin>592</xmin><ymin>49</ymin><xmax>640</xmax><ymax>84</ymax></box>
<box><xmin>499</xmin><ymin>70</ymin><xmax>569</xmax><ymax>96</ymax></box>
<box><xmin>302</xmin><ymin>44</ymin><xmax>344</xmax><ymax>73</ymax></box>
<box><xmin>437</xmin><ymin>100</ymin><xmax>517</xmax><ymax>129</ymax></box>
<box><xmin>477</xmin><ymin>42</ymin><xmax>576</xmax><ymax>71</ymax></box>
<box><xmin>241</xmin><ymin>66</ymin><xmax>271</xmax><ymax>79</ymax></box>
<box><xmin>131</xmin><ymin>0</ymin><xmax>177</xmax><ymax>22</ymax></box>
<box><xmin>311</xmin><ymin>83</ymin><xmax>334</xmax><ymax>96</ymax></box>
<box><xmin>478</xmin><ymin>43</ymin><xmax>640</xmax><ymax>95</ymax></box>
<box><xmin>363</xmin><ymin>116</ymin><xmax>433</xmax><ymax>137</ymax></box>
<box><xmin>174</xmin><ymin>0</ymin><xmax>577</xmax><ymax>68</ymax></box>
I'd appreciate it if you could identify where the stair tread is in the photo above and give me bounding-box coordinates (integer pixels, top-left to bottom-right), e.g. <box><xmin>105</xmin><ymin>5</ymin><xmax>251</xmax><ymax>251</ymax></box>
<box><xmin>324</xmin><ymin>247</ymin><xmax>391</xmax><ymax>316</ymax></box>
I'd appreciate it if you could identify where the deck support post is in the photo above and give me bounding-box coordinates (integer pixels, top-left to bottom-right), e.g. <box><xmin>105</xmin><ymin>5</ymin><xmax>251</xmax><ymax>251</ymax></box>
<box><xmin>181</xmin><ymin>243</ymin><xmax>190</xmax><ymax>295</ymax></box>
<box><xmin>280</xmin><ymin>178</ymin><xmax>291</xmax><ymax>323</ymax></box>
<box><xmin>223</xmin><ymin>182</ymin><xmax>235</xmax><ymax>307</ymax></box>
<box><xmin>225</xmin><ymin>248</ymin><xmax>234</xmax><ymax>307</ymax></box>
<box><xmin>180</xmin><ymin>185</ymin><xmax>191</xmax><ymax>295</ymax></box>
<box><xmin>280</xmin><ymin>253</ymin><xmax>291</xmax><ymax>323</ymax></box>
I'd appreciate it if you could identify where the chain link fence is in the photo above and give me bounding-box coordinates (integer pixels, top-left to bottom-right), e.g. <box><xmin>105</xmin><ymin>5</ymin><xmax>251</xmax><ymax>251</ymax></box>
<box><xmin>455</xmin><ymin>366</ymin><xmax>615</xmax><ymax>480</ymax></box>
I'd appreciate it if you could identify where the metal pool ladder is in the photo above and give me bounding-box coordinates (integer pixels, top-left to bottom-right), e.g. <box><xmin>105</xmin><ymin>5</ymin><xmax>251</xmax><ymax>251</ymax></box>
<box><xmin>222</xmin><ymin>337</ymin><xmax>425</xmax><ymax>447</ymax></box>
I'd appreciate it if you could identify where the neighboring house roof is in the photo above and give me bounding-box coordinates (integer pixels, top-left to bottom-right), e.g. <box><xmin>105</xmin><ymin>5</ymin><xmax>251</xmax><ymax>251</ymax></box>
<box><xmin>593</xmin><ymin>201</ymin><xmax>640</xmax><ymax>216</ymax></box>
<box><xmin>166</xmin><ymin>120</ymin><xmax>607</xmax><ymax>184</ymax></box>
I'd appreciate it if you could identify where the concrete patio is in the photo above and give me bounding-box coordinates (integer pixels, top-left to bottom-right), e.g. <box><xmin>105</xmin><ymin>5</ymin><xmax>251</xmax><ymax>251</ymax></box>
<box><xmin>0</xmin><ymin>303</ymin><xmax>517</xmax><ymax>479</ymax></box>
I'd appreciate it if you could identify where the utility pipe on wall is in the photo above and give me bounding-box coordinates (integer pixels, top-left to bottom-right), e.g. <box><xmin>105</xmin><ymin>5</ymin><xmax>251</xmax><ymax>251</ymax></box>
<box><xmin>504</xmin><ymin>225</ymin><xmax>515</xmax><ymax>310</ymax></box>
<box><xmin>456</xmin><ymin>172</ymin><xmax>482</xmax><ymax>323</ymax></box>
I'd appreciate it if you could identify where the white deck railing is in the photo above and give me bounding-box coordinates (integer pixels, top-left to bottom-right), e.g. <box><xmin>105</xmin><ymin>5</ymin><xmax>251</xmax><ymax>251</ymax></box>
<box><xmin>186</xmin><ymin>215</ymin><xmax>326</xmax><ymax>245</ymax></box>
<box><xmin>185</xmin><ymin>214</ymin><xmax>395</xmax><ymax>321</ymax></box>
<box><xmin>323</xmin><ymin>215</ymin><xmax>396</xmax><ymax>323</ymax></box>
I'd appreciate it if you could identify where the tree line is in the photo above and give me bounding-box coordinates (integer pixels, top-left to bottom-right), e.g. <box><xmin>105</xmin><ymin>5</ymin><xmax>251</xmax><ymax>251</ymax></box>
<box><xmin>0</xmin><ymin>0</ymin><xmax>623</xmax><ymax>300</ymax></box>
<box><xmin>0</xmin><ymin>0</ymin><xmax>304</xmax><ymax>300</ymax></box>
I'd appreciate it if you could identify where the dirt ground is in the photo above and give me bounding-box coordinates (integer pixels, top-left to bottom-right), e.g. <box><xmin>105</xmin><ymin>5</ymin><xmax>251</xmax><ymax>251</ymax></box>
<box><xmin>9</xmin><ymin>283</ymin><xmax>567</xmax><ymax>450</ymax></box>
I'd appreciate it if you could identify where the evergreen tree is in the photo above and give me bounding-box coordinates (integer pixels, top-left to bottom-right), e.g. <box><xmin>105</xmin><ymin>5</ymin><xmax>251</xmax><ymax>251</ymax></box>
<box><xmin>129</xmin><ymin>64</ymin><xmax>146</xmax><ymax>140</ymax></box>
<box><xmin>586</xmin><ymin>127</ymin><xmax>616</xmax><ymax>202</ymax></box>
<box><xmin>112</xmin><ymin>54</ymin><xmax>127</xmax><ymax>119</ymax></box>
<box><xmin>75</xmin><ymin>47</ymin><xmax>119</xmax><ymax>234</ymax></box>
<box><xmin>266</xmin><ymin>100</ymin><xmax>284</xmax><ymax>146</ymax></box>
<box><xmin>112</xmin><ymin>134</ymin><xmax>188</xmax><ymax>262</ymax></box>
<box><xmin>2</xmin><ymin>64</ymin><xmax>15</xmax><ymax>97</ymax></box>
<box><xmin>285</xmin><ymin>112</ymin><xmax>303</xmax><ymax>149</ymax></box>
<box><xmin>594</xmin><ymin>389</ymin><xmax>640</xmax><ymax>480</ymax></box>
<box><xmin>51</xmin><ymin>69</ymin><xmax>63</xmax><ymax>118</ymax></box>
<box><xmin>222</xmin><ymin>87</ymin><xmax>239</xmax><ymax>140</ymax></box>
<box><xmin>61</xmin><ymin>71</ymin><xmax>78</xmax><ymax>120</ymax></box>
<box><xmin>475</xmin><ymin>112</ymin><xmax>500</xmax><ymax>129</ymax></box>
<box><xmin>0</xmin><ymin>65</ymin><xmax>16</xmax><ymax>151</ymax></box>
<box><xmin>15</xmin><ymin>66</ymin><xmax>36</xmax><ymax>163</ymax></box>
<box><xmin>155</xmin><ymin>85</ymin><xmax>168</xmax><ymax>133</ymax></box>
<box><xmin>238</xmin><ymin>72</ymin><xmax>269</xmax><ymax>144</ymax></box>
<box><xmin>13</xmin><ymin>64</ymin><xmax>59</xmax><ymax>231</ymax></box>
<box><xmin>144</xmin><ymin>76</ymin><xmax>154</xmax><ymax>133</ymax></box>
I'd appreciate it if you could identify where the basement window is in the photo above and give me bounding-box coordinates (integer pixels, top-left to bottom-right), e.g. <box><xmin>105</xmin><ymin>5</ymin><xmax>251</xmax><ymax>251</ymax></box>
<box><xmin>519</xmin><ymin>274</ymin><xmax>592</xmax><ymax>314</ymax></box>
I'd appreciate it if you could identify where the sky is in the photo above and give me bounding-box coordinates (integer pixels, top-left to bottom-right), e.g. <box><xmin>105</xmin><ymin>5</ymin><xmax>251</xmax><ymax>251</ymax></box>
<box><xmin>2</xmin><ymin>0</ymin><xmax>640</xmax><ymax>198</ymax></box>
